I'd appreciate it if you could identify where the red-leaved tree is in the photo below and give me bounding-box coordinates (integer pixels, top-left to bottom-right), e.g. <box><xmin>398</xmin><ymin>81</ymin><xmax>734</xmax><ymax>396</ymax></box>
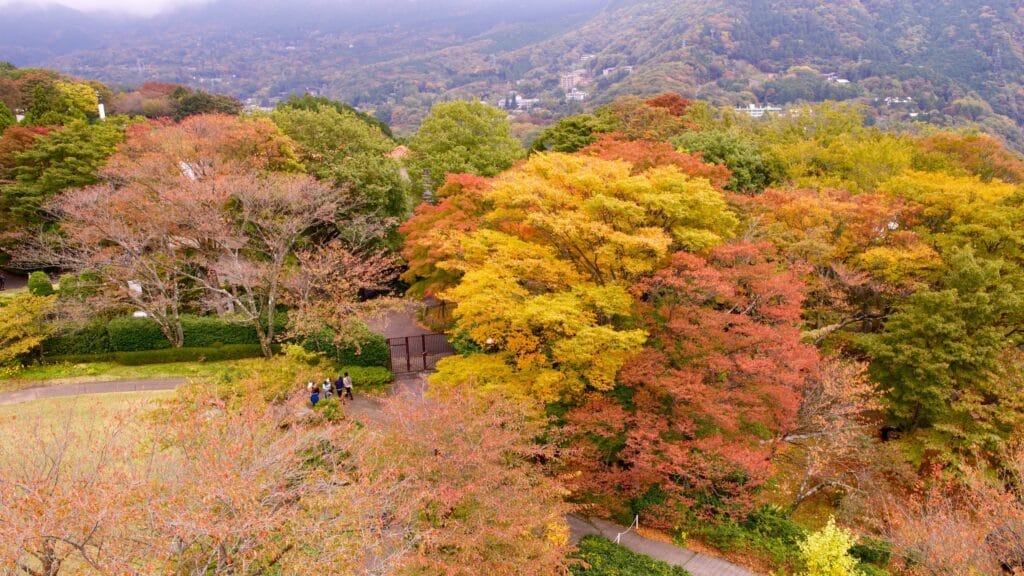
<box><xmin>563</xmin><ymin>242</ymin><xmax>819</xmax><ymax>522</ymax></box>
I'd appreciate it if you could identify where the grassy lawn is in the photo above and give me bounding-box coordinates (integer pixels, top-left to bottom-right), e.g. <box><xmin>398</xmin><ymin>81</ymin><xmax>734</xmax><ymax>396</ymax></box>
<box><xmin>0</xmin><ymin>390</ymin><xmax>173</xmax><ymax>425</ymax></box>
<box><xmin>0</xmin><ymin>358</ymin><xmax>273</xmax><ymax>393</ymax></box>
<box><xmin>0</xmin><ymin>286</ymin><xmax>27</xmax><ymax>303</ymax></box>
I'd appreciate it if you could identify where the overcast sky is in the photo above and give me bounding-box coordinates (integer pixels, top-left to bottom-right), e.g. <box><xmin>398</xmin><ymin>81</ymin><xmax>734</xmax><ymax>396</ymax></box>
<box><xmin>0</xmin><ymin>0</ymin><xmax>211</xmax><ymax>16</ymax></box>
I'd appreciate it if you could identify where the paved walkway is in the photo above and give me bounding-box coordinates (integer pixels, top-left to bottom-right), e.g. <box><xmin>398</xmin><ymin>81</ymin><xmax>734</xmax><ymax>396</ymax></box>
<box><xmin>568</xmin><ymin>515</ymin><xmax>758</xmax><ymax>576</ymax></box>
<box><xmin>0</xmin><ymin>378</ymin><xmax>186</xmax><ymax>405</ymax></box>
<box><xmin>362</xmin><ymin>301</ymin><xmax>433</xmax><ymax>339</ymax></box>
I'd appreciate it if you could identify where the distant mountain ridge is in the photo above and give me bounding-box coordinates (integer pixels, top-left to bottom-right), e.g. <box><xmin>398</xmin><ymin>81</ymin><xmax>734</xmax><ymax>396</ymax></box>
<box><xmin>2</xmin><ymin>0</ymin><xmax>1023</xmax><ymax>144</ymax></box>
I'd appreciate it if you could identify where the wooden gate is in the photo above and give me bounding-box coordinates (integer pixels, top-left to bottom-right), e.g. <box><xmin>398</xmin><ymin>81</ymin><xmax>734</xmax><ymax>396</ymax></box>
<box><xmin>388</xmin><ymin>333</ymin><xmax>455</xmax><ymax>373</ymax></box>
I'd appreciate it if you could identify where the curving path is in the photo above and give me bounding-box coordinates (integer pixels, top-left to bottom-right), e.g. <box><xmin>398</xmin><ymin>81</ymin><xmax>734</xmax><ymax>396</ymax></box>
<box><xmin>0</xmin><ymin>378</ymin><xmax>186</xmax><ymax>405</ymax></box>
<box><xmin>567</xmin><ymin>515</ymin><xmax>758</xmax><ymax>576</ymax></box>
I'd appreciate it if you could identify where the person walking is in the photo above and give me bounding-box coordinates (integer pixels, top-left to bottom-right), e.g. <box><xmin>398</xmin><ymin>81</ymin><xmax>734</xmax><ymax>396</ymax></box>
<box><xmin>321</xmin><ymin>378</ymin><xmax>333</xmax><ymax>398</ymax></box>
<box><xmin>342</xmin><ymin>372</ymin><xmax>354</xmax><ymax>401</ymax></box>
<box><xmin>310</xmin><ymin>387</ymin><xmax>320</xmax><ymax>407</ymax></box>
<box><xmin>339</xmin><ymin>375</ymin><xmax>352</xmax><ymax>401</ymax></box>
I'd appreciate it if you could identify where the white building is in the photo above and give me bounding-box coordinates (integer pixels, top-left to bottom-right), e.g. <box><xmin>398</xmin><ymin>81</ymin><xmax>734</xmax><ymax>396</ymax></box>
<box><xmin>566</xmin><ymin>88</ymin><xmax>589</xmax><ymax>102</ymax></box>
<box><xmin>735</xmin><ymin>103</ymin><xmax>783</xmax><ymax>118</ymax></box>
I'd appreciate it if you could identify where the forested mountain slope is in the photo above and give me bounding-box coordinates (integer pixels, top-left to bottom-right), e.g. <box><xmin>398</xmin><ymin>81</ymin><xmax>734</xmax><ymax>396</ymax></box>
<box><xmin>2</xmin><ymin>0</ymin><xmax>1022</xmax><ymax>143</ymax></box>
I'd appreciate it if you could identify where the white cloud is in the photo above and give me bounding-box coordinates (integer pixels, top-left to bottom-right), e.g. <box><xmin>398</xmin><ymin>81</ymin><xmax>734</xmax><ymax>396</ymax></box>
<box><xmin>0</xmin><ymin>0</ymin><xmax>212</xmax><ymax>17</ymax></box>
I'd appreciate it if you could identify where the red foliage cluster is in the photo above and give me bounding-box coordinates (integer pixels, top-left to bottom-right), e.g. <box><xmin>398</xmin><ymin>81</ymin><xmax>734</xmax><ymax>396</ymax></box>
<box><xmin>399</xmin><ymin>173</ymin><xmax>491</xmax><ymax>296</ymax></box>
<box><xmin>580</xmin><ymin>134</ymin><xmax>732</xmax><ymax>189</ymax></box>
<box><xmin>644</xmin><ymin>93</ymin><xmax>693</xmax><ymax>117</ymax></box>
<box><xmin>919</xmin><ymin>131</ymin><xmax>1024</xmax><ymax>184</ymax></box>
<box><xmin>563</xmin><ymin>242</ymin><xmax>819</xmax><ymax>521</ymax></box>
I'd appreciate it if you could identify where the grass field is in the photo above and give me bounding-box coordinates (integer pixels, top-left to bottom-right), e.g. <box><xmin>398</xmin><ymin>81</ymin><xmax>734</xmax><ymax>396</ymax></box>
<box><xmin>0</xmin><ymin>286</ymin><xmax>26</xmax><ymax>303</ymax></box>
<box><xmin>0</xmin><ymin>390</ymin><xmax>173</xmax><ymax>427</ymax></box>
<box><xmin>0</xmin><ymin>357</ymin><xmax>273</xmax><ymax>393</ymax></box>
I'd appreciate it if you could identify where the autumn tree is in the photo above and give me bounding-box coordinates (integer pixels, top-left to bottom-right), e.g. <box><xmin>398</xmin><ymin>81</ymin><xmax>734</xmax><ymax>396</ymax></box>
<box><xmin>1</xmin><ymin>118</ymin><xmax>126</xmax><ymax>229</ymax></box>
<box><xmin>779</xmin><ymin>359</ymin><xmax>878</xmax><ymax>511</ymax></box>
<box><xmin>0</xmin><ymin>404</ymin><xmax>146</xmax><ymax>575</ymax></box>
<box><xmin>0</xmin><ymin>292</ymin><xmax>53</xmax><ymax>376</ymax></box>
<box><xmin>26</xmin><ymin>178</ymin><xmax>218</xmax><ymax>347</ymax></box>
<box><xmin>290</xmin><ymin>388</ymin><xmax>572</xmax><ymax>575</ymax></box>
<box><xmin>408</xmin><ymin>100</ymin><xmax>525</xmax><ymax>190</ymax></box>
<box><xmin>594</xmin><ymin>95</ymin><xmax>693</xmax><ymax>141</ymax></box>
<box><xmin>16</xmin><ymin>115</ymin><xmax>305</xmax><ymax>348</ymax></box>
<box><xmin>0</xmin><ymin>357</ymin><xmax>573</xmax><ymax>576</ymax></box>
<box><xmin>426</xmin><ymin>153</ymin><xmax>738</xmax><ymax>401</ymax></box>
<box><xmin>579</xmin><ymin>134</ymin><xmax>731</xmax><ymax>189</ymax></box>
<box><xmin>185</xmin><ymin>173</ymin><xmax>343</xmax><ymax>357</ymax></box>
<box><xmin>399</xmin><ymin>173</ymin><xmax>492</xmax><ymax>297</ymax></box>
<box><xmin>562</xmin><ymin>243</ymin><xmax>819</xmax><ymax>521</ymax></box>
<box><xmin>914</xmin><ymin>131</ymin><xmax>1024</xmax><ymax>184</ymax></box>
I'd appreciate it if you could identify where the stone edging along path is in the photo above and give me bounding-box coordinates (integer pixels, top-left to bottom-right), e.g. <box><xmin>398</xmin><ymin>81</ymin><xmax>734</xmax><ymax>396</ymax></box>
<box><xmin>0</xmin><ymin>375</ymin><xmax>760</xmax><ymax>576</ymax></box>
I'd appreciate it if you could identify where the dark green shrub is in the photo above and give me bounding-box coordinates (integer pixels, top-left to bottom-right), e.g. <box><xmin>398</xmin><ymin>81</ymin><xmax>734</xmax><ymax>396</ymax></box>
<box><xmin>26</xmin><ymin>271</ymin><xmax>54</xmax><ymax>296</ymax></box>
<box><xmin>45</xmin><ymin>353</ymin><xmax>118</xmax><ymax>364</ymax></box>
<box><xmin>46</xmin><ymin>344</ymin><xmax>267</xmax><ymax>366</ymax></box>
<box><xmin>303</xmin><ymin>323</ymin><xmax>389</xmax><ymax>368</ymax></box>
<box><xmin>58</xmin><ymin>271</ymin><xmax>101</xmax><ymax>300</ymax></box>
<box><xmin>106</xmin><ymin>317</ymin><xmax>171</xmax><ymax>352</ymax></box>
<box><xmin>43</xmin><ymin>321</ymin><xmax>112</xmax><ymax>356</ymax></box>
<box><xmin>113</xmin><ymin>344</ymin><xmax>265</xmax><ymax>365</ymax></box>
<box><xmin>336</xmin><ymin>365</ymin><xmax>393</xmax><ymax>391</ymax></box>
<box><xmin>181</xmin><ymin>315</ymin><xmax>259</xmax><ymax>347</ymax></box>
<box><xmin>569</xmin><ymin>535</ymin><xmax>690</xmax><ymax>575</ymax></box>
<box><xmin>742</xmin><ymin>505</ymin><xmax>806</xmax><ymax>546</ymax></box>
<box><xmin>850</xmin><ymin>537</ymin><xmax>892</xmax><ymax>566</ymax></box>
<box><xmin>313</xmin><ymin>397</ymin><xmax>343</xmax><ymax>421</ymax></box>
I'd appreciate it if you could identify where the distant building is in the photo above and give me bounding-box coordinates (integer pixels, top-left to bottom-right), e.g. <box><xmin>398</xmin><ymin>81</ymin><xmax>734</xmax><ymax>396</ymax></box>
<box><xmin>735</xmin><ymin>103</ymin><xmax>783</xmax><ymax>118</ymax></box>
<box><xmin>566</xmin><ymin>88</ymin><xmax>589</xmax><ymax>102</ymax></box>
<box><xmin>560</xmin><ymin>69</ymin><xmax>589</xmax><ymax>91</ymax></box>
<box><xmin>601</xmin><ymin>65</ymin><xmax>634</xmax><ymax>77</ymax></box>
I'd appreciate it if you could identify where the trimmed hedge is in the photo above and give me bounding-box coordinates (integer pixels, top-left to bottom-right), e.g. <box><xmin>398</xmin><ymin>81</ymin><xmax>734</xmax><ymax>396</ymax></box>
<box><xmin>303</xmin><ymin>323</ymin><xmax>389</xmax><ymax>368</ymax></box>
<box><xmin>43</xmin><ymin>321</ymin><xmax>112</xmax><ymax>356</ymax></box>
<box><xmin>181</xmin><ymin>315</ymin><xmax>260</xmax><ymax>347</ymax></box>
<box><xmin>107</xmin><ymin>317</ymin><xmax>172</xmax><ymax>352</ymax></box>
<box><xmin>46</xmin><ymin>344</ymin><xmax>266</xmax><ymax>366</ymax></box>
<box><xmin>570</xmin><ymin>536</ymin><xmax>690</xmax><ymax>576</ymax></box>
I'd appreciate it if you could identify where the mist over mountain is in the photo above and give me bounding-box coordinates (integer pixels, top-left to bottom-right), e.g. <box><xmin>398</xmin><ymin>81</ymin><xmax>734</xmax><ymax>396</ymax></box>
<box><xmin>2</xmin><ymin>0</ymin><xmax>1023</xmax><ymax>144</ymax></box>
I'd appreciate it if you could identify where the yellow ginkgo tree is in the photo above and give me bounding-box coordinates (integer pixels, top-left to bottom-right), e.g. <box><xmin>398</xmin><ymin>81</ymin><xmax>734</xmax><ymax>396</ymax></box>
<box><xmin>423</xmin><ymin>153</ymin><xmax>738</xmax><ymax>401</ymax></box>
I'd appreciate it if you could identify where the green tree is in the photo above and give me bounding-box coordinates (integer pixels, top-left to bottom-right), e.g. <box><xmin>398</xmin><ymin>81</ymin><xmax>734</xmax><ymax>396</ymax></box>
<box><xmin>271</xmin><ymin>105</ymin><xmax>409</xmax><ymax>217</ymax></box>
<box><xmin>0</xmin><ymin>101</ymin><xmax>13</xmax><ymax>132</ymax></box>
<box><xmin>673</xmin><ymin>130</ymin><xmax>779</xmax><ymax>193</ymax></box>
<box><xmin>529</xmin><ymin>114</ymin><xmax>610</xmax><ymax>154</ymax></box>
<box><xmin>408</xmin><ymin>100</ymin><xmax>524</xmax><ymax>190</ymax></box>
<box><xmin>1</xmin><ymin>118</ymin><xmax>125</xmax><ymax>228</ymax></box>
<box><xmin>279</xmin><ymin>94</ymin><xmax>393</xmax><ymax>138</ymax></box>
<box><xmin>866</xmin><ymin>248</ymin><xmax>1024</xmax><ymax>456</ymax></box>
<box><xmin>171</xmin><ymin>87</ymin><xmax>242</xmax><ymax>120</ymax></box>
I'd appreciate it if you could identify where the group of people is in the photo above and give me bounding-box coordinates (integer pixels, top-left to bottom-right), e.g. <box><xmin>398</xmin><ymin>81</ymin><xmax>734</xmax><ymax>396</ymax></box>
<box><xmin>309</xmin><ymin>372</ymin><xmax>354</xmax><ymax>406</ymax></box>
